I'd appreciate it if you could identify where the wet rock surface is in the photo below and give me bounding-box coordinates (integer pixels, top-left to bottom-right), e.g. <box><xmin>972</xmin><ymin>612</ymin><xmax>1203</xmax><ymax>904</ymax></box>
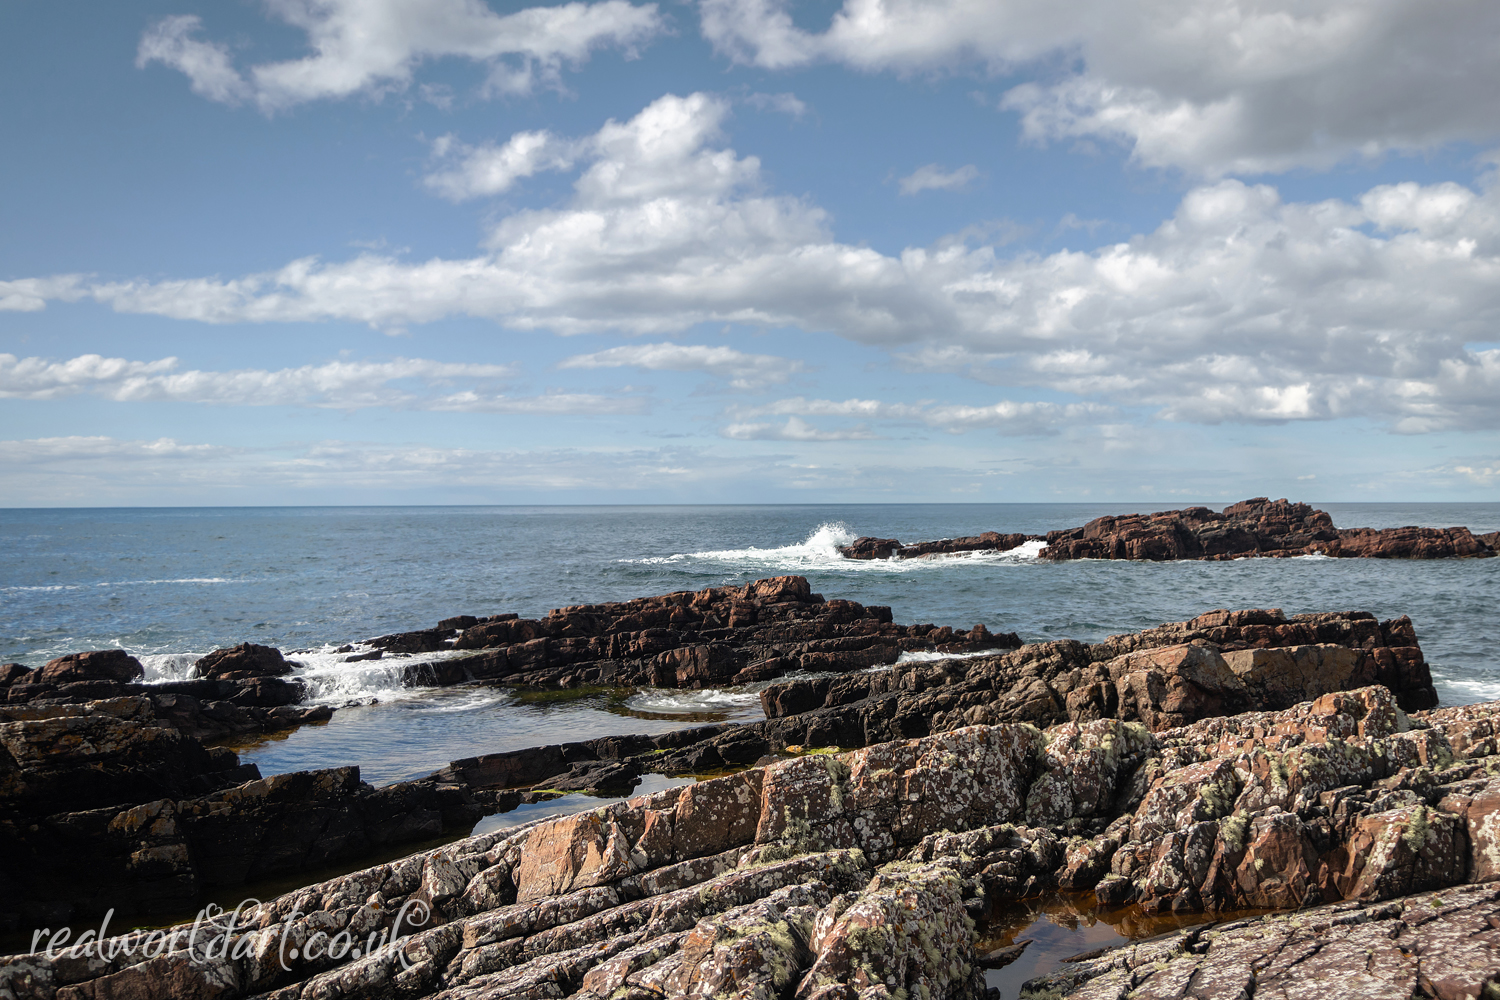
<box><xmin>839</xmin><ymin>497</ymin><xmax>1496</xmax><ymax>562</ymax></box>
<box><xmin>9</xmin><ymin>682</ymin><xmax>1500</xmax><ymax>999</ymax></box>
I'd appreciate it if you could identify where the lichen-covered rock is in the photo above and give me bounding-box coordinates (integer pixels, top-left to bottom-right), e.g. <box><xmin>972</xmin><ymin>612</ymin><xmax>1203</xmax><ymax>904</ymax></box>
<box><xmin>796</xmin><ymin>862</ymin><xmax>978</xmax><ymax>1000</ymax></box>
<box><xmin>1020</xmin><ymin>882</ymin><xmax>1500</xmax><ymax>1000</ymax></box>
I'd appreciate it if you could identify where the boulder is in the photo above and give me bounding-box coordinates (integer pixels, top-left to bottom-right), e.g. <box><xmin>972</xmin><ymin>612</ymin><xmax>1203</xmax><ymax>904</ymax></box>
<box><xmin>37</xmin><ymin>649</ymin><xmax>143</xmax><ymax>685</ymax></box>
<box><xmin>193</xmin><ymin>642</ymin><xmax>295</xmax><ymax>681</ymax></box>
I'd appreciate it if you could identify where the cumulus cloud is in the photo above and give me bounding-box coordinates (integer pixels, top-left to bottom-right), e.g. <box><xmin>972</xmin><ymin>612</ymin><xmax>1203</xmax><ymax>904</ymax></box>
<box><xmin>559</xmin><ymin>342</ymin><xmax>804</xmax><ymax>388</ymax></box>
<box><xmin>0</xmin><ymin>275</ymin><xmax>87</xmax><ymax>312</ymax></box>
<box><xmin>137</xmin><ymin>0</ymin><xmax>663</xmax><ymax>111</ymax></box>
<box><xmin>16</xmin><ymin>94</ymin><xmax>1500</xmax><ymax>434</ymax></box>
<box><xmin>898</xmin><ymin>163</ymin><xmax>978</xmax><ymax>195</ymax></box>
<box><xmin>699</xmin><ymin>0</ymin><xmax>1500</xmax><ymax>175</ymax></box>
<box><xmin>136</xmin><ymin>16</ymin><xmax>252</xmax><ymax>104</ymax></box>
<box><xmin>424</xmin><ymin>131</ymin><xmax>584</xmax><ymax>201</ymax></box>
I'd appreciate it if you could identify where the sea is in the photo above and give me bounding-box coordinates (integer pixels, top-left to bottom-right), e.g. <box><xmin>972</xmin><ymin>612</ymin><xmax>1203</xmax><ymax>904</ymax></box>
<box><xmin>4</xmin><ymin>502</ymin><xmax>1498</xmax><ymax>989</ymax></box>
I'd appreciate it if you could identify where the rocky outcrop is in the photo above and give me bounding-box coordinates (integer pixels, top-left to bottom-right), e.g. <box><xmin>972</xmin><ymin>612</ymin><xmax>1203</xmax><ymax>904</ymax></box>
<box><xmin>367</xmin><ymin>575</ymin><xmax>1020</xmax><ymax>690</ymax></box>
<box><xmin>415</xmin><ymin>608</ymin><xmax>1435</xmax><ymax>806</ymax></box>
<box><xmin>839</xmin><ymin>497</ymin><xmax>1496</xmax><ymax>562</ymax></box>
<box><xmin>0</xmin><ymin>697</ymin><xmax>494</xmax><ymax>930</ymax></box>
<box><xmin>756</xmin><ymin>607</ymin><xmax>1438</xmax><ymax>737</ymax></box>
<box><xmin>0</xmin><ymin>649</ymin><xmax>323</xmax><ymax>740</ymax></box>
<box><xmin>10</xmin><ymin>685</ymin><xmax>1500</xmax><ymax>1000</ymax></box>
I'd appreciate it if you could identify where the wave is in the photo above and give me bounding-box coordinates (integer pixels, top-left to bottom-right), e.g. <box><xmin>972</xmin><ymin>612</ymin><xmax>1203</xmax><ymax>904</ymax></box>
<box><xmin>2</xmin><ymin>578</ymin><xmax>237</xmax><ymax>593</ymax></box>
<box><xmin>137</xmin><ymin>644</ymin><xmax>479</xmax><ymax>708</ymax></box>
<box><xmin>896</xmin><ymin>648</ymin><xmax>1009</xmax><ymax>664</ymax></box>
<box><xmin>631</xmin><ymin>524</ymin><xmax>1046</xmax><ymax>573</ymax></box>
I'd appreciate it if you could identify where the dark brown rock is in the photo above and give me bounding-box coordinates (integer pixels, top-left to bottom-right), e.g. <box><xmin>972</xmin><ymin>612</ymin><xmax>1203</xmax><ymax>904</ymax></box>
<box><xmin>0</xmin><ymin>664</ymin><xmax>34</xmax><ymax>686</ymax></box>
<box><xmin>38</xmin><ymin>649</ymin><xmax>144</xmax><ymax>685</ymax></box>
<box><xmin>192</xmin><ymin>643</ymin><xmax>294</xmax><ymax>681</ymax></box>
<box><xmin>842</xmin><ymin>497</ymin><xmax>1496</xmax><ymax>563</ymax></box>
<box><xmin>382</xmin><ymin>575</ymin><xmax>1018</xmax><ymax>692</ymax></box>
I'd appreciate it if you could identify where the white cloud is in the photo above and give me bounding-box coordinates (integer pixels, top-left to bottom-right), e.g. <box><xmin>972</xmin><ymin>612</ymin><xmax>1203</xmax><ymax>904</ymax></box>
<box><xmin>745</xmin><ymin>91</ymin><xmax>808</xmax><ymax>118</ymax></box>
<box><xmin>559</xmin><ymin>342</ymin><xmax>804</xmax><ymax>388</ymax></box>
<box><xmin>0</xmin><ymin>435</ymin><xmax>792</xmax><ymax>504</ymax></box>
<box><xmin>734</xmin><ymin>396</ymin><xmax>1112</xmax><ymax>435</ymax></box>
<box><xmin>699</xmin><ymin>0</ymin><xmax>1500</xmax><ymax>175</ymax></box>
<box><xmin>16</xmin><ymin>95</ymin><xmax>1500</xmax><ymax>434</ymax></box>
<box><xmin>428</xmin><ymin>390</ymin><xmax>648</xmax><ymax>414</ymax></box>
<box><xmin>136</xmin><ymin>15</ymin><xmax>252</xmax><ymax>104</ymax></box>
<box><xmin>722</xmin><ymin>416</ymin><xmax>876</xmax><ymax>440</ymax></box>
<box><xmin>137</xmin><ymin>0</ymin><xmax>664</xmax><ymax>111</ymax></box>
<box><xmin>0</xmin><ymin>436</ymin><xmax>230</xmax><ymax>463</ymax></box>
<box><xmin>0</xmin><ymin>353</ymin><xmax>660</xmax><ymax>415</ymax></box>
<box><xmin>424</xmin><ymin>131</ymin><xmax>583</xmax><ymax>201</ymax></box>
<box><xmin>0</xmin><ymin>275</ymin><xmax>87</xmax><ymax>312</ymax></box>
<box><xmin>898</xmin><ymin>163</ymin><xmax>978</xmax><ymax>195</ymax></box>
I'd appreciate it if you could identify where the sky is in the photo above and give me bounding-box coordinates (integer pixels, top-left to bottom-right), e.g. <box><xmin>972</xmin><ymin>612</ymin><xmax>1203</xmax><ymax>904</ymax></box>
<box><xmin>2</xmin><ymin>0</ymin><xmax>1499</xmax><ymax>506</ymax></box>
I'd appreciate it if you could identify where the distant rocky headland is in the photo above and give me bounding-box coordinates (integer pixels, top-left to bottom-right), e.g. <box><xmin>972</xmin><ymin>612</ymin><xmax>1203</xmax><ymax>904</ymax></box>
<box><xmin>5</xmin><ymin>574</ymin><xmax>1500</xmax><ymax>998</ymax></box>
<box><xmin>840</xmin><ymin>496</ymin><xmax>1500</xmax><ymax>562</ymax></box>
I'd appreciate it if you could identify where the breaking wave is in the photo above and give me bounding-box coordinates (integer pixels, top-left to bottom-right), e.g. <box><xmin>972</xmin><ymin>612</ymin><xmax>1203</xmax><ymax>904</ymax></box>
<box><xmin>631</xmin><ymin>524</ymin><xmax>1046</xmax><ymax>573</ymax></box>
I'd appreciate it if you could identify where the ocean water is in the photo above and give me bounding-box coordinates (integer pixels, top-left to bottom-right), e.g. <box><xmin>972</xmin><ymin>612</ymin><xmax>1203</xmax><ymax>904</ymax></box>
<box><xmin>3</xmin><ymin>503</ymin><xmax>1498</xmax><ymax>785</ymax></box>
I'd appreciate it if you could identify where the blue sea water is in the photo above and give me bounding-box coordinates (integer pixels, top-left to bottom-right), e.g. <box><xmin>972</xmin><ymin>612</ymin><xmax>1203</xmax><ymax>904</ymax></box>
<box><xmin>3</xmin><ymin>503</ymin><xmax>1498</xmax><ymax>786</ymax></box>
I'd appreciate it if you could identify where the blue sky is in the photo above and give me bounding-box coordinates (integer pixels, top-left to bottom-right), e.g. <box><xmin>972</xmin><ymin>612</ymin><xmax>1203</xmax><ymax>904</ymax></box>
<box><xmin>2</xmin><ymin>0</ymin><xmax>1498</xmax><ymax>505</ymax></box>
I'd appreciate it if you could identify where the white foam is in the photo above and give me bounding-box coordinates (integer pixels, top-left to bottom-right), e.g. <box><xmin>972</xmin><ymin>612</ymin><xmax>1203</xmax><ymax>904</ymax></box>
<box><xmin>2</xmin><ymin>578</ymin><xmax>236</xmax><ymax>593</ymax></box>
<box><xmin>896</xmin><ymin>648</ymin><xmax>1009</xmax><ymax>664</ymax></box>
<box><xmin>621</xmin><ymin>668</ymin><xmax>862</xmax><ymax>718</ymax></box>
<box><xmin>632</xmin><ymin>524</ymin><xmax>1046</xmax><ymax>573</ymax></box>
<box><xmin>136</xmin><ymin>644</ymin><xmax>479</xmax><ymax>708</ymax></box>
<box><xmin>624</xmin><ymin>687</ymin><xmax>764</xmax><ymax>715</ymax></box>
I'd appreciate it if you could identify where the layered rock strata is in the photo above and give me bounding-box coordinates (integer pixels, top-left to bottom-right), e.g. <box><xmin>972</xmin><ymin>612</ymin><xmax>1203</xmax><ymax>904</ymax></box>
<box><xmin>366</xmin><ymin>574</ymin><xmax>1019</xmax><ymax>690</ymax></box>
<box><xmin>839</xmin><ymin>497</ymin><xmax>1497</xmax><ymax>562</ymax></box>
<box><xmin>1</xmin><ymin>648</ymin><xmax>328</xmax><ymax>740</ymax></box>
<box><xmin>434</xmin><ymin>608</ymin><xmax>1437</xmax><ymax>804</ymax></box>
<box><xmin>8</xmin><ymin>685</ymin><xmax>1500</xmax><ymax>1000</ymax></box>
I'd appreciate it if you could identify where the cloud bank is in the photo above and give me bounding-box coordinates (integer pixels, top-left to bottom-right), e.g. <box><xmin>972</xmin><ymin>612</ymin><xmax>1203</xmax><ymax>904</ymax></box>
<box><xmin>0</xmin><ymin>354</ymin><xmax>643</xmax><ymax>414</ymax></box>
<box><xmin>12</xmin><ymin>93</ymin><xmax>1500</xmax><ymax>434</ymax></box>
<box><xmin>699</xmin><ymin>0</ymin><xmax>1500</xmax><ymax>176</ymax></box>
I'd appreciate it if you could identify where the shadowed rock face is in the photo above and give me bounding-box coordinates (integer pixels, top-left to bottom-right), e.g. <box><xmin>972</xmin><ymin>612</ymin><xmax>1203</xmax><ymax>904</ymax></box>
<box><xmin>8</xmin><ymin>686</ymin><xmax>1500</xmax><ymax>1000</ymax></box>
<box><xmin>838</xmin><ymin>497</ymin><xmax>1496</xmax><ymax>562</ymax></box>
<box><xmin>0</xmin><ymin>696</ymin><xmax>496</xmax><ymax>931</ymax></box>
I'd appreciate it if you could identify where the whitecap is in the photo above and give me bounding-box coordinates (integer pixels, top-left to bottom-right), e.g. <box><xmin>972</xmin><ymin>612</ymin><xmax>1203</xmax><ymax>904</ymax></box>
<box><xmin>896</xmin><ymin>648</ymin><xmax>1010</xmax><ymax>664</ymax></box>
<box><xmin>631</xmin><ymin>524</ymin><xmax>1047</xmax><ymax>573</ymax></box>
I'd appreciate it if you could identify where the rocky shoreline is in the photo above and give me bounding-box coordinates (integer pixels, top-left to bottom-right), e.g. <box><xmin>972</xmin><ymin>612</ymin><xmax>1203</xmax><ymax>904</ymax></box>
<box><xmin>4</xmin><ymin>576</ymin><xmax>1499</xmax><ymax>998</ymax></box>
<box><xmin>840</xmin><ymin>497</ymin><xmax>1500</xmax><ymax>562</ymax></box>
